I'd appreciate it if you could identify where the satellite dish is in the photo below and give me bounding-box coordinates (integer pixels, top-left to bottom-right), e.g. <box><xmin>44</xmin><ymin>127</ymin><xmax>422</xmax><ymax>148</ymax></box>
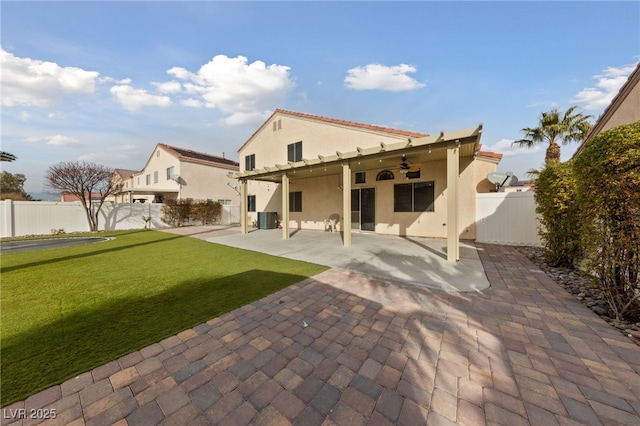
<box><xmin>487</xmin><ymin>172</ymin><xmax>518</xmax><ymax>191</ymax></box>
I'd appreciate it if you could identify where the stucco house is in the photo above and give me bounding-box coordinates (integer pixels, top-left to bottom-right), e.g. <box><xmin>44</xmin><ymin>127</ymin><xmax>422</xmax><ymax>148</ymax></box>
<box><xmin>108</xmin><ymin>169</ymin><xmax>138</xmax><ymax>203</ymax></box>
<box><xmin>230</xmin><ymin>109</ymin><xmax>502</xmax><ymax>261</ymax></box>
<box><xmin>118</xmin><ymin>143</ymin><xmax>240</xmax><ymax>204</ymax></box>
<box><xmin>573</xmin><ymin>61</ymin><xmax>640</xmax><ymax>156</ymax></box>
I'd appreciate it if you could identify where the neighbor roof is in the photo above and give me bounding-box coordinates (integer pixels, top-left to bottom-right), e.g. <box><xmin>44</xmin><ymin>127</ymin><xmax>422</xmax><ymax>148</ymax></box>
<box><xmin>114</xmin><ymin>168</ymin><xmax>138</xmax><ymax>179</ymax></box>
<box><xmin>158</xmin><ymin>143</ymin><xmax>239</xmax><ymax>170</ymax></box>
<box><xmin>238</xmin><ymin>109</ymin><xmax>430</xmax><ymax>153</ymax></box>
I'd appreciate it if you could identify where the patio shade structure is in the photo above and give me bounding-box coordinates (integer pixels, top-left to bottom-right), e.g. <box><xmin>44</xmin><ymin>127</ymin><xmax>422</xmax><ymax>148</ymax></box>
<box><xmin>229</xmin><ymin>124</ymin><xmax>483</xmax><ymax>262</ymax></box>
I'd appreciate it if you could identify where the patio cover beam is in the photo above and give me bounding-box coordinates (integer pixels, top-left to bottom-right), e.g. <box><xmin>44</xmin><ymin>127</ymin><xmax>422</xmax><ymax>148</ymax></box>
<box><xmin>240</xmin><ymin>179</ymin><xmax>248</xmax><ymax>234</ymax></box>
<box><xmin>282</xmin><ymin>174</ymin><xmax>290</xmax><ymax>239</ymax></box>
<box><xmin>447</xmin><ymin>141</ymin><xmax>460</xmax><ymax>262</ymax></box>
<box><xmin>342</xmin><ymin>162</ymin><xmax>352</xmax><ymax>247</ymax></box>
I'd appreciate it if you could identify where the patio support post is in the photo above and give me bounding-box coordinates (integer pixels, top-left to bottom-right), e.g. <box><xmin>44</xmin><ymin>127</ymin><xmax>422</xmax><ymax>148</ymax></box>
<box><xmin>342</xmin><ymin>162</ymin><xmax>352</xmax><ymax>247</ymax></box>
<box><xmin>240</xmin><ymin>179</ymin><xmax>248</xmax><ymax>234</ymax></box>
<box><xmin>282</xmin><ymin>173</ymin><xmax>290</xmax><ymax>239</ymax></box>
<box><xmin>447</xmin><ymin>141</ymin><xmax>460</xmax><ymax>262</ymax></box>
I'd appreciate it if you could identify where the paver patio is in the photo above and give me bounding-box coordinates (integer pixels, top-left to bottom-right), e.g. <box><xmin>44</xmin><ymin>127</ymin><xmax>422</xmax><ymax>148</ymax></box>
<box><xmin>2</xmin><ymin>242</ymin><xmax>639</xmax><ymax>425</ymax></box>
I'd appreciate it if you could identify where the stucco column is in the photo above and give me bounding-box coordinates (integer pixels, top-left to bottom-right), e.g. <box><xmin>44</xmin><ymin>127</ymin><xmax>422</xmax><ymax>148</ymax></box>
<box><xmin>342</xmin><ymin>163</ymin><xmax>352</xmax><ymax>247</ymax></box>
<box><xmin>447</xmin><ymin>141</ymin><xmax>460</xmax><ymax>262</ymax></box>
<box><xmin>281</xmin><ymin>174</ymin><xmax>290</xmax><ymax>239</ymax></box>
<box><xmin>240</xmin><ymin>179</ymin><xmax>248</xmax><ymax>234</ymax></box>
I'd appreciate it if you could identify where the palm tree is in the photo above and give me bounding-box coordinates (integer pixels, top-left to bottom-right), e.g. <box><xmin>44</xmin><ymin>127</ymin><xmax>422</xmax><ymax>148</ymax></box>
<box><xmin>513</xmin><ymin>106</ymin><xmax>592</xmax><ymax>164</ymax></box>
<box><xmin>0</xmin><ymin>152</ymin><xmax>17</xmax><ymax>162</ymax></box>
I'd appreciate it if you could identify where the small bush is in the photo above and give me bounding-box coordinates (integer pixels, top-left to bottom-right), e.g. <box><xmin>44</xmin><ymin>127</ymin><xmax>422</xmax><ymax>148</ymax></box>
<box><xmin>574</xmin><ymin>121</ymin><xmax>640</xmax><ymax>321</ymax></box>
<box><xmin>161</xmin><ymin>199</ymin><xmax>222</xmax><ymax>226</ymax></box>
<box><xmin>192</xmin><ymin>199</ymin><xmax>222</xmax><ymax>225</ymax></box>
<box><xmin>534</xmin><ymin>161</ymin><xmax>581</xmax><ymax>267</ymax></box>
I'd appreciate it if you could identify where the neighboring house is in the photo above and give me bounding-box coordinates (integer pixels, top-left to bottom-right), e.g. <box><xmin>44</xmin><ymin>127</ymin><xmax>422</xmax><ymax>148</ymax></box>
<box><xmin>231</xmin><ymin>109</ymin><xmax>502</xmax><ymax>261</ymax></box>
<box><xmin>108</xmin><ymin>168</ymin><xmax>138</xmax><ymax>203</ymax></box>
<box><xmin>573</xmin><ymin>62</ymin><xmax>640</xmax><ymax>156</ymax></box>
<box><xmin>123</xmin><ymin>143</ymin><xmax>240</xmax><ymax>204</ymax></box>
<box><xmin>503</xmin><ymin>180</ymin><xmax>533</xmax><ymax>193</ymax></box>
<box><xmin>60</xmin><ymin>191</ymin><xmax>103</xmax><ymax>202</ymax></box>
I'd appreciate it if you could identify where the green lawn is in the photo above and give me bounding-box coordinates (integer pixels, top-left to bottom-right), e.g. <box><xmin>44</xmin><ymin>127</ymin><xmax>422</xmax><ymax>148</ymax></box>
<box><xmin>0</xmin><ymin>230</ymin><xmax>327</xmax><ymax>406</ymax></box>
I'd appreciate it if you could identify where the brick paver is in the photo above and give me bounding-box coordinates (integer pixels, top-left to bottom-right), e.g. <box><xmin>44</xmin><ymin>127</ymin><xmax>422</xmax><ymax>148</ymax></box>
<box><xmin>2</xmin><ymin>243</ymin><xmax>639</xmax><ymax>425</ymax></box>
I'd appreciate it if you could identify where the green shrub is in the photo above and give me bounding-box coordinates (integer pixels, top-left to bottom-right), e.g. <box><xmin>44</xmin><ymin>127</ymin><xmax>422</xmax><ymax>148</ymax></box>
<box><xmin>192</xmin><ymin>199</ymin><xmax>222</xmax><ymax>225</ymax></box>
<box><xmin>161</xmin><ymin>198</ymin><xmax>193</xmax><ymax>226</ymax></box>
<box><xmin>534</xmin><ymin>161</ymin><xmax>581</xmax><ymax>267</ymax></box>
<box><xmin>574</xmin><ymin>121</ymin><xmax>640</xmax><ymax>321</ymax></box>
<box><xmin>161</xmin><ymin>199</ymin><xmax>222</xmax><ymax>226</ymax></box>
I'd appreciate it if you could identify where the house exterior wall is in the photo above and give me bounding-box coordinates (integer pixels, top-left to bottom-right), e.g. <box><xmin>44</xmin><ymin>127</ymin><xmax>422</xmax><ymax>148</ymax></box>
<box><xmin>239</xmin><ymin>112</ymin><xmax>499</xmax><ymax>240</ymax></box>
<box><xmin>135</xmin><ymin>147</ymin><xmax>181</xmax><ymax>200</ymax></box>
<box><xmin>180</xmin><ymin>161</ymin><xmax>240</xmax><ymax>202</ymax></box>
<box><xmin>240</xmin><ymin>114</ymin><xmax>416</xmax><ymax>172</ymax></box>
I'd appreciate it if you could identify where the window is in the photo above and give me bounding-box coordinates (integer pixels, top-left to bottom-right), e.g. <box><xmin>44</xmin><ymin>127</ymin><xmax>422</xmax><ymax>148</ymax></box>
<box><xmin>376</xmin><ymin>170</ymin><xmax>394</xmax><ymax>181</ymax></box>
<box><xmin>146</xmin><ymin>174</ymin><xmax>151</xmax><ymax>185</ymax></box>
<box><xmin>289</xmin><ymin>191</ymin><xmax>302</xmax><ymax>212</ymax></box>
<box><xmin>154</xmin><ymin>171</ymin><xmax>158</xmax><ymax>184</ymax></box>
<box><xmin>394</xmin><ymin>181</ymin><xmax>434</xmax><ymax>212</ymax></box>
<box><xmin>137</xmin><ymin>177</ymin><xmax>140</xmax><ymax>185</ymax></box>
<box><xmin>355</xmin><ymin>171</ymin><xmax>366</xmax><ymax>184</ymax></box>
<box><xmin>272</xmin><ymin>120</ymin><xmax>282</xmax><ymax>131</ymax></box>
<box><xmin>166</xmin><ymin>166</ymin><xmax>174</xmax><ymax>180</ymax></box>
<box><xmin>247</xmin><ymin>195</ymin><xmax>256</xmax><ymax>212</ymax></box>
<box><xmin>245</xmin><ymin>154</ymin><xmax>255</xmax><ymax>171</ymax></box>
<box><xmin>156</xmin><ymin>150</ymin><xmax>160</xmax><ymax>157</ymax></box>
<box><xmin>218</xmin><ymin>199</ymin><xmax>231</xmax><ymax>205</ymax></box>
<box><xmin>287</xmin><ymin>141</ymin><xmax>302</xmax><ymax>162</ymax></box>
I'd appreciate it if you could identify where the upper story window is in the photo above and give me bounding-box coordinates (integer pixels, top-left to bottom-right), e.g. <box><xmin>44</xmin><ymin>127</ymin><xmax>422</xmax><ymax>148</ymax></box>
<box><xmin>288</xmin><ymin>141</ymin><xmax>302</xmax><ymax>162</ymax></box>
<box><xmin>154</xmin><ymin>171</ymin><xmax>158</xmax><ymax>184</ymax></box>
<box><xmin>355</xmin><ymin>171</ymin><xmax>366</xmax><ymax>184</ymax></box>
<box><xmin>166</xmin><ymin>166</ymin><xmax>174</xmax><ymax>180</ymax></box>
<box><xmin>145</xmin><ymin>174</ymin><xmax>151</xmax><ymax>185</ymax></box>
<box><xmin>156</xmin><ymin>150</ymin><xmax>160</xmax><ymax>157</ymax></box>
<box><xmin>245</xmin><ymin>154</ymin><xmax>256</xmax><ymax>171</ymax></box>
<box><xmin>272</xmin><ymin>119</ymin><xmax>282</xmax><ymax>131</ymax></box>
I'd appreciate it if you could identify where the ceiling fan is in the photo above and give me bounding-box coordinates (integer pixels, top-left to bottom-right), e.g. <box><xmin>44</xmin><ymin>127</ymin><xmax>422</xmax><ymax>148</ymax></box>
<box><xmin>398</xmin><ymin>154</ymin><xmax>421</xmax><ymax>174</ymax></box>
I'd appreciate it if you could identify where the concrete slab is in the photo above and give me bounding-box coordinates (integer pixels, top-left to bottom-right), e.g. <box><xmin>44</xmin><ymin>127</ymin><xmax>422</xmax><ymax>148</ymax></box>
<box><xmin>207</xmin><ymin>228</ymin><xmax>490</xmax><ymax>292</ymax></box>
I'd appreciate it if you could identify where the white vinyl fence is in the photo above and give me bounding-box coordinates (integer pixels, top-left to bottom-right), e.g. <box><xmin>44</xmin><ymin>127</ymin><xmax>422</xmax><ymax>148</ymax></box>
<box><xmin>475</xmin><ymin>192</ymin><xmax>542</xmax><ymax>246</ymax></box>
<box><xmin>0</xmin><ymin>201</ymin><xmax>240</xmax><ymax>238</ymax></box>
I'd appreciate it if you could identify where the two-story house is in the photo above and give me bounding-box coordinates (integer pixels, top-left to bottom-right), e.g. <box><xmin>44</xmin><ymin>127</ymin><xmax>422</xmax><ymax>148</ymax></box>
<box><xmin>231</xmin><ymin>109</ymin><xmax>502</xmax><ymax>261</ymax></box>
<box><xmin>124</xmin><ymin>143</ymin><xmax>240</xmax><ymax>204</ymax></box>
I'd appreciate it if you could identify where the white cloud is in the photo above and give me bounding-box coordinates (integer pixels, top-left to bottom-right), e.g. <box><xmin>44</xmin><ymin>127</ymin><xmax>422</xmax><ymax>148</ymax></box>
<box><xmin>78</xmin><ymin>143</ymin><xmax>140</xmax><ymax>163</ymax></box>
<box><xmin>482</xmin><ymin>138</ymin><xmax>542</xmax><ymax>157</ymax></box>
<box><xmin>46</xmin><ymin>135</ymin><xmax>81</xmax><ymax>147</ymax></box>
<box><xmin>165</xmin><ymin>55</ymin><xmax>294</xmax><ymax>124</ymax></box>
<box><xmin>219</xmin><ymin>110</ymin><xmax>273</xmax><ymax>127</ymax></box>
<box><xmin>152</xmin><ymin>80</ymin><xmax>182</xmax><ymax>94</ymax></box>
<box><xmin>109</xmin><ymin>85</ymin><xmax>172</xmax><ymax>111</ymax></box>
<box><xmin>344</xmin><ymin>63</ymin><xmax>425</xmax><ymax>92</ymax></box>
<box><xmin>19</xmin><ymin>111</ymin><xmax>30</xmax><ymax>122</ymax></box>
<box><xmin>0</xmin><ymin>47</ymin><xmax>100</xmax><ymax>107</ymax></box>
<box><xmin>572</xmin><ymin>64</ymin><xmax>637</xmax><ymax>110</ymax></box>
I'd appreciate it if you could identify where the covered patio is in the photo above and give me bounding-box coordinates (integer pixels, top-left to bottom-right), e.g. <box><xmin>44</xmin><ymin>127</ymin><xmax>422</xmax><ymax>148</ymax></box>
<box><xmin>230</xmin><ymin>125</ymin><xmax>484</xmax><ymax>262</ymax></box>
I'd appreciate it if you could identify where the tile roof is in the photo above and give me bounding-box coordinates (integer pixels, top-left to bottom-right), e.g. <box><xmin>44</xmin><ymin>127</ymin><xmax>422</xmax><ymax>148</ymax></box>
<box><xmin>159</xmin><ymin>144</ymin><xmax>239</xmax><ymax>170</ymax></box>
<box><xmin>114</xmin><ymin>168</ymin><xmax>138</xmax><ymax>179</ymax></box>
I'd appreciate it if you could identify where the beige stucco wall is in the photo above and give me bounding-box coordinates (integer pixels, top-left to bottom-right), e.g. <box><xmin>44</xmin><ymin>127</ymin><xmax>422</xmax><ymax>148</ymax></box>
<box><xmin>180</xmin><ymin>161</ymin><xmax>240</xmax><ymax>202</ymax></box>
<box><xmin>599</xmin><ymin>75</ymin><xmax>640</xmax><ymax>133</ymax></box>
<box><xmin>135</xmin><ymin>147</ymin><xmax>181</xmax><ymax>196</ymax></box>
<box><xmin>241</xmin><ymin>112</ymin><xmax>499</xmax><ymax>239</ymax></box>
<box><xmin>240</xmin><ymin>114</ymin><xmax>414</xmax><ymax>171</ymax></box>
<box><xmin>135</xmin><ymin>146</ymin><xmax>239</xmax><ymax>203</ymax></box>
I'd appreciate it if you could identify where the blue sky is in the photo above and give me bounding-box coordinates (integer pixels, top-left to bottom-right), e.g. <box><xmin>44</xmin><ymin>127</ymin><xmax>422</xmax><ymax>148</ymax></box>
<box><xmin>2</xmin><ymin>1</ymin><xmax>639</xmax><ymax>195</ymax></box>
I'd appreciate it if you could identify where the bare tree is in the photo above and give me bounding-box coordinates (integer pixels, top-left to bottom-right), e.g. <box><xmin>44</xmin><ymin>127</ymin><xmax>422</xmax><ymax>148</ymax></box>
<box><xmin>45</xmin><ymin>161</ymin><xmax>121</xmax><ymax>232</ymax></box>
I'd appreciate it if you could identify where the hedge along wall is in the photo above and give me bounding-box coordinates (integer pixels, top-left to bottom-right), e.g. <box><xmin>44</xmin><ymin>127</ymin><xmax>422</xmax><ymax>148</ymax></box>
<box><xmin>573</xmin><ymin>121</ymin><xmax>640</xmax><ymax>321</ymax></box>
